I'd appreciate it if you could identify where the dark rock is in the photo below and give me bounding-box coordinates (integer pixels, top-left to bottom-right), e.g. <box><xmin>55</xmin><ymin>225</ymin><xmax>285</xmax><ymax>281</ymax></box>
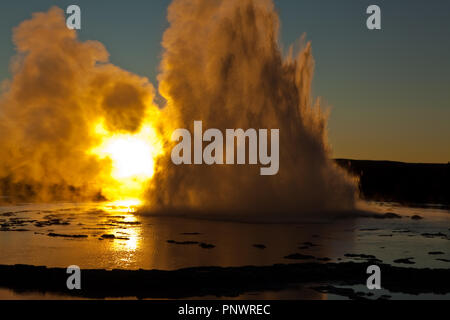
<box><xmin>100</xmin><ymin>234</ymin><xmax>129</xmax><ymax>240</ymax></box>
<box><xmin>411</xmin><ymin>215</ymin><xmax>423</xmax><ymax>220</ymax></box>
<box><xmin>381</xmin><ymin>212</ymin><xmax>402</xmax><ymax>219</ymax></box>
<box><xmin>392</xmin><ymin>229</ymin><xmax>411</xmax><ymax>233</ymax></box>
<box><xmin>253</xmin><ymin>244</ymin><xmax>266</xmax><ymax>249</ymax></box>
<box><xmin>167</xmin><ymin>240</ymin><xmax>199</xmax><ymax>245</ymax></box>
<box><xmin>284</xmin><ymin>253</ymin><xmax>315</xmax><ymax>260</ymax></box>
<box><xmin>317</xmin><ymin>257</ymin><xmax>331</xmax><ymax>262</ymax></box>
<box><xmin>370</xmin><ymin>212</ymin><xmax>402</xmax><ymax>219</ymax></box>
<box><xmin>394</xmin><ymin>258</ymin><xmax>415</xmax><ymax>264</ymax></box>
<box><xmin>3</xmin><ymin>261</ymin><xmax>450</xmax><ymax>300</ymax></box>
<box><xmin>115</xmin><ymin>221</ymin><xmax>141</xmax><ymax>225</ymax></box>
<box><xmin>101</xmin><ymin>234</ymin><xmax>116</xmax><ymax>239</ymax></box>
<box><xmin>421</xmin><ymin>232</ymin><xmax>448</xmax><ymax>239</ymax></box>
<box><xmin>199</xmin><ymin>243</ymin><xmax>215</xmax><ymax>249</ymax></box>
<box><xmin>0</xmin><ymin>212</ymin><xmax>15</xmax><ymax>217</ymax></box>
<box><xmin>48</xmin><ymin>233</ymin><xmax>87</xmax><ymax>239</ymax></box>
<box><xmin>302</xmin><ymin>242</ymin><xmax>318</xmax><ymax>247</ymax></box>
<box><xmin>35</xmin><ymin>218</ymin><xmax>70</xmax><ymax>228</ymax></box>
<box><xmin>344</xmin><ymin>253</ymin><xmax>376</xmax><ymax>259</ymax></box>
<box><xmin>428</xmin><ymin>251</ymin><xmax>444</xmax><ymax>255</ymax></box>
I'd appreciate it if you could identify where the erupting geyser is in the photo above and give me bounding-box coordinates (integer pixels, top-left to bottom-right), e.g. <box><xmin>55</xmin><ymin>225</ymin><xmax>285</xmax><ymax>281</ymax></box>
<box><xmin>0</xmin><ymin>0</ymin><xmax>357</xmax><ymax>220</ymax></box>
<box><xmin>145</xmin><ymin>0</ymin><xmax>357</xmax><ymax>219</ymax></box>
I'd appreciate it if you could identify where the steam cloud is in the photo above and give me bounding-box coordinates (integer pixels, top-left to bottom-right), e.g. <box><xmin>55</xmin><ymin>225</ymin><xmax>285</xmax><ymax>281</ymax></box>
<box><xmin>0</xmin><ymin>7</ymin><xmax>157</xmax><ymax>201</ymax></box>
<box><xmin>146</xmin><ymin>0</ymin><xmax>357</xmax><ymax>219</ymax></box>
<box><xmin>0</xmin><ymin>1</ymin><xmax>357</xmax><ymax>219</ymax></box>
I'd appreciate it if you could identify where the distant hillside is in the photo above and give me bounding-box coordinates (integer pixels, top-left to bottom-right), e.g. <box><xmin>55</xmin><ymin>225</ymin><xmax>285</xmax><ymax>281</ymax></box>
<box><xmin>335</xmin><ymin>159</ymin><xmax>449</xmax><ymax>206</ymax></box>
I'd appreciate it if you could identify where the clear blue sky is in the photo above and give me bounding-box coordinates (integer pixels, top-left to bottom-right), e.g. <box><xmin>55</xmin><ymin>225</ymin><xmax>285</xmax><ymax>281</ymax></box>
<box><xmin>0</xmin><ymin>0</ymin><xmax>449</xmax><ymax>163</ymax></box>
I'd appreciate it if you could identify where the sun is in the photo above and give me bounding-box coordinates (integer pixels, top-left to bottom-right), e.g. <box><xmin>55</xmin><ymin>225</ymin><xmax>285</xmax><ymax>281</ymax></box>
<box><xmin>90</xmin><ymin>120</ymin><xmax>164</xmax><ymax>205</ymax></box>
<box><xmin>100</xmin><ymin>134</ymin><xmax>155</xmax><ymax>179</ymax></box>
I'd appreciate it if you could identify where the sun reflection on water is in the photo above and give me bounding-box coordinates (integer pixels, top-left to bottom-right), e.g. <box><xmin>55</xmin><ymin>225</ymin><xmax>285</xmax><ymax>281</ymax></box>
<box><xmin>98</xmin><ymin>200</ymin><xmax>143</xmax><ymax>257</ymax></box>
<box><xmin>101</xmin><ymin>199</ymin><xmax>142</xmax><ymax>213</ymax></box>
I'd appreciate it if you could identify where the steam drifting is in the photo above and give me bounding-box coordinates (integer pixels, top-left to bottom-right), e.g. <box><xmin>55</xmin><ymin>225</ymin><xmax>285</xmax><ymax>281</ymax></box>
<box><xmin>0</xmin><ymin>1</ymin><xmax>357</xmax><ymax>219</ymax></box>
<box><xmin>146</xmin><ymin>0</ymin><xmax>356</xmax><ymax>218</ymax></box>
<box><xmin>0</xmin><ymin>7</ymin><xmax>160</xmax><ymax>202</ymax></box>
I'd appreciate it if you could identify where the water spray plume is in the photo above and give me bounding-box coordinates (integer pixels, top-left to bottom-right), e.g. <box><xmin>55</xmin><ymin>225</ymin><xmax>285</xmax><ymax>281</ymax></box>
<box><xmin>145</xmin><ymin>0</ymin><xmax>357</xmax><ymax>220</ymax></box>
<box><xmin>0</xmin><ymin>1</ymin><xmax>357</xmax><ymax>221</ymax></box>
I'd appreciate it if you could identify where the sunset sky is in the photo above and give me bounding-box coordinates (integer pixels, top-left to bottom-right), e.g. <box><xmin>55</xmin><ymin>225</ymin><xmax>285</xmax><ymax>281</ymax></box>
<box><xmin>0</xmin><ymin>0</ymin><xmax>449</xmax><ymax>163</ymax></box>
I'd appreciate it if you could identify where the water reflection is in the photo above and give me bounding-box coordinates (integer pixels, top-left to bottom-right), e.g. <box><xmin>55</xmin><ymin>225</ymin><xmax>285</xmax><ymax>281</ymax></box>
<box><xmin>98</xmin><ymin>201</ymin><xmax>143</xmax><ymax>264</ymax></box>
<box><xmin>0</xmin><ymin>201</ymin><xmax>449</xmax><ymax>272</ymax></box>
<box><xmin>101</xmin><ymin>199</ymin><xmax>141</xmax><ymax>213</ymax></box>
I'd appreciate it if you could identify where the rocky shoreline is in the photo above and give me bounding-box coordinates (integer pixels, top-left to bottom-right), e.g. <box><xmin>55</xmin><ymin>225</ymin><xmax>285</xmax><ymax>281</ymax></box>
<box><xmin>0</xmin><ymin>262</ymin><xmax>449</xmax><ymax>299</ymax></box>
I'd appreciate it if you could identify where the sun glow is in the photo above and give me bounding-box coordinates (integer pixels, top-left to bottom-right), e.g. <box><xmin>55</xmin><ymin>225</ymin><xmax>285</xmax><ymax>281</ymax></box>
<box><xmin>90</xmin><ymin>120</ymin><xmax>164</xmax><ymax>205</ymax></box>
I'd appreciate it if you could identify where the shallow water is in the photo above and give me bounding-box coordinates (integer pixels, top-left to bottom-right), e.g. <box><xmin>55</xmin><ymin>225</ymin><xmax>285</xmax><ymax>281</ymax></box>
<box><xmin>0</xmin><ymin>201</ymin><xmax>449</xmax><ymax>270</ymax></box>
<box><xmin>0</xmin><ymin>201</ymin><xmax>448</xmax><ymax>299</ymax></box>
